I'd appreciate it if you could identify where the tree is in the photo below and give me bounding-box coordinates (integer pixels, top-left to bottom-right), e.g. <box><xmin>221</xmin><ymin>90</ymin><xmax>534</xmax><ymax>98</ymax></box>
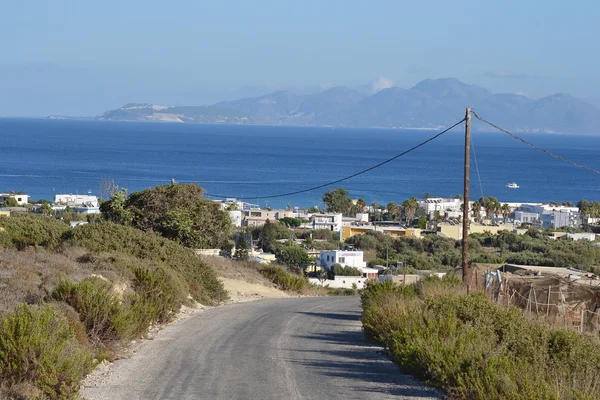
<box><xmin>386</xmin><ymin>202</ymin><xmax>399</xmax><ymax>221</ymax></box>
<box><xmin>356</xmin><ymin>198</ymin><xmax>366</xmax><ymax>210</ymax></box>
<box><xmin>259</xmin><ymin>220</ymin><xmax>277</xmax><ymax>252</ymax></box>
<box><xmin>275</xmin><ymin>244</ymin><xmax>309</xmax><ymax>272</ymax></box>
<box><xmin>279</xmin><ymin>217</ymin><xmax>302</xmax><ymax>228</ymax></box>
<box><xmin>307</xmin><ymin>206</ymin><xmax>320</xmax><ymax>213</ymax></box>
<box><xmin>4</xmin><ymin>197</ymin><xmax>18</xmax><ymax>207</ymax></box>
<box><xmin>41</xmin><ymin>203</ymin><xmax>53</xmax><ymax>216</ymax></box>
<box><xmin>322</xmin><ymin>188</ymin><xmax>353</xmax><ymax>215</ymax></box>
<box><xmin>501</xmin><ymin>203</ymin><xmax>511</xmax><ymax>223</ymax></box>
<box><xmin>402</xmin><ymin>197</ymin><xmax>419</xmax><ymax>225</ymax></box>
<box><xmin>479</xmin><ymin>196</ymin><xmax>501</xmax><ymax>221</ymax></box>
<box><xmin>471</xmin><ymin>200</ymin><xmax>481</xmax><ymax>222</ymax></box>
<box><xmin>101</xmin><ymin>183</ymin><xmax>230</xmax><ymax>249</ymax></box>
<box><xmin>233</xmin><ymin>234</ymin><xmax>249</xmax><ymax>261</ymax></box>
<box><xmin>99</xmin><ymin>186</ymin><xmax>132</xmax><ymax>224</ymax></box>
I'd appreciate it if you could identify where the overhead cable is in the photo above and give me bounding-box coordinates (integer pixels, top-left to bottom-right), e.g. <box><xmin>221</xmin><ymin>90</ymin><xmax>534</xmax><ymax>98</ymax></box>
<box><xmin>205</xmin><ymin>118</ymin><xmax>466</xmax><ymax>200</ymax></box>
<box><xmin>471</xmin><ymin>110</ymin><xmax>600</xmax><ymax>176</ymax></box>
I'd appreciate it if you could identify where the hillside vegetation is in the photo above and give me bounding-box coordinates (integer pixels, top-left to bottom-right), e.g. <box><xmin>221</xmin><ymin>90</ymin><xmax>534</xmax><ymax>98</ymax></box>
<box><xmin>0</xmin><ymin>214</ymin><xmax>227</xmax><ymax>399</ymax></box>
<box><xmin>361</xmin><ymin>278</ymin><xmax>600</xmax><ymax>399</ymax></box>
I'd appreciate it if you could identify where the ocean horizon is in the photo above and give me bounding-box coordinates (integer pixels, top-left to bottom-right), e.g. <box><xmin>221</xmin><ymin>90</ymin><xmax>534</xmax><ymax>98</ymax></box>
<box><xmin>1</xmin><ymin>118</ymin><xmax>599</xmax><ymax>209</ymax></box>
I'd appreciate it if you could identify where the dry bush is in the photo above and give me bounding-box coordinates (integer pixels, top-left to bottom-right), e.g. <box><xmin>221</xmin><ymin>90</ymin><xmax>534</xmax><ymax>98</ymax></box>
<box><xmin>361</xmin><ymin>279</ymin><xmax>600</xmax><ymax>399</ymax></box>
<box><xmin>0</xmin><ymin>249</ymin><xmax>94</xmax><ymax>312</ymax></box>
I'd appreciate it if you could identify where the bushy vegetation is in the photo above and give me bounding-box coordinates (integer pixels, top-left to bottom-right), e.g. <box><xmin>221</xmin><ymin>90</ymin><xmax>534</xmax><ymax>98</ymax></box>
<box><xmin>0</xmin><ymin>213</ymin><xmax>230</xmax><ymax>397</ymax></box>
<box><xmin>348</xmin><ymin>227</ymin><xmax>600</xmax><ymax>273</ymax></box>
<box><xmin>361</xmin><ymin>279</ymin><xmax>600</xmax><ymax>399</ymax></box>
<box><xmin>65</xmin><ymin>221</ymin><xmax>228</xmax><ymax>305</ymax></box>
<box><xmin>328</xmin><ymin>263</ymin><xmax>362</xmax><ymax>279</ymax></box>
<box><xmin>0</xmin><ymin>214</ymin><xmax>69</xmax><ymax>251</ymax></box>
<box><xmin>0</xmin><ymin>304</ymin><xmax>95</xmax><ymax>399</ymax></box>
<box><xmin>100</xmin><ymin>183</ymin><xmax>231</xmax><ymax>249</ymax></box>
<box><xmin>347</xmin><ymin>231</ymin><xmax>461</xmax><ymax>271</ymax></box>
<box><xmin>273</xmin><ymin>244</ymin><xmax>309</xmax><ymax>272</ymax></box>
<box><xmin>259</xmin><ymin>265</ymin><xmax>307</xmax><ymax>293</ymax></box>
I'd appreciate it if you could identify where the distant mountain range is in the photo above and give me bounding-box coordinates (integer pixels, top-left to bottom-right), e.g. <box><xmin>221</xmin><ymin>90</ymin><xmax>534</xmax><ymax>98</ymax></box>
<box><xmin>51</xmin><ymin>78</ymin><xmax>600</xmax><ymax>134</ymax></box>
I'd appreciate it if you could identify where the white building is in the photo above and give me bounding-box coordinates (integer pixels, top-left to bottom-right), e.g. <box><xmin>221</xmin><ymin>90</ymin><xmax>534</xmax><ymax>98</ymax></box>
<box><xmin>308</xmin><ymin>275</ymin><xmax>369</xmax><ymax>289</ymax></box>
<box><xmin>567</xmin><ymin>233</ymin><xmax>596</xmax><ymax>241</ymax></box>
<box><xmin>54</xmin><ymin>194</ymin><xmax>99</xmax><ymax>208</ymax></box>
<box><xmin>312</xmin><ymin>213</ymin><xmax>343</xmax><ymax>232</ymax></box>
<box><xmin>418</xmin><ymin>197</ymin><xmax>462</xmax><ymax>217</ymax></box>
<box><xmin>0</xmin><ymin>193</ymin><xmax>29</xmax><ymax>206</ymax></box>
<box><xmin>318</xmin><ymin>250</ymin><xmax>367</xmax><ymax>270</ymax></box>
<box><xmin>228</xmin><ymin>210</ymin><xmax>243</xmax><ymax>227</ymax></box>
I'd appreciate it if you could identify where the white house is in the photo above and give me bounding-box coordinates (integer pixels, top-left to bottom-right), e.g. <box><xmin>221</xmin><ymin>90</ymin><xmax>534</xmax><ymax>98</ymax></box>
<box><xmin>312</xmin><ymin>213</ymin><xmax>343</xmax><ymax>233</ymax></box>
<box><xmin>418</xmin><ymin>197</ymin><xmax>462</xmax><ymax>217</ymax></box>
<box><xmin>54</xmin><ymin>194</ymin><xmax>99</xmax><ymax>208</ymax></box>
<box><xmin>318</xmin><ymin>250</ymin><xmax>367</xmax><ymax>270</ymax></box>
<box><xmin>0</xmin><ymin>193</ymin><xmax>29</xmax><ymax>206</ymax></box>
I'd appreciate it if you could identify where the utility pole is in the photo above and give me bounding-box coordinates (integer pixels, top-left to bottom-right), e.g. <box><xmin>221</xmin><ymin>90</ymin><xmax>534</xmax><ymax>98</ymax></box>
<box><xmin>462</xmin><ymin>107</ymin><xmax>471</xmax><ymax>291</ymax></box>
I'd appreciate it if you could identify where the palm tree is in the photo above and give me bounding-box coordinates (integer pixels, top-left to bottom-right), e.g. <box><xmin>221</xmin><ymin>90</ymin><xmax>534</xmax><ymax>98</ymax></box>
<box><xmin>471</xmin><ymin>200</ymin><xmax>481</xmax><ymax>223</ymax></box>
<box><xmin>494</xmin><ymin>201</ymin><xmax>502</xmax><ymax>222</ymax></box>
<box><xmin>501</xmin><ymin>203</ymin><xmax>511</xmax><ymax>223</ymax></box>
<box><xmin>402</xmin><ymin>197</ymin><xmax>419</xmax><ymax>226</ymax></box>
<box><xmin>386</xmin><ymin>202</ymin><xmax>399</xmax><ymax>221</ymax></box>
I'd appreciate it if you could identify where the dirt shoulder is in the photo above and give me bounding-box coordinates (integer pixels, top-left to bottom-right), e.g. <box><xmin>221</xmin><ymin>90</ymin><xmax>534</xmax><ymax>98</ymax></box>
<box><xmin>220</xmin><ymin>277</ymin><xmax>290</xmax><ymax>303</ymax></box>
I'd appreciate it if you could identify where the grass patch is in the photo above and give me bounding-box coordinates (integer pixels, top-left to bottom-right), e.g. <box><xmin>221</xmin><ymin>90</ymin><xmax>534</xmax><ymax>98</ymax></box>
<box><xmin>361</xmin><ymin>278</ymin><xmax>600</xmax><ymax>399</ymax></box>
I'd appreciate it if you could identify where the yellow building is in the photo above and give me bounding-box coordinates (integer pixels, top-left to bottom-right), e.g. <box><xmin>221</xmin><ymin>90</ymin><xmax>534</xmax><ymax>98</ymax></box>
<box><xmin>0</xmin><ymin>209</ymin><xmax>10</xmax><ymax>217</ymax></box>
<box><xmin>341</xmin><ymin>225</ymin><xmax>422</xmax><ymax>241</ymax></box>
<box><xmin>437</xmin><ymin>223</ymin><xmax>518</xmax><ymax>240</ymax></box>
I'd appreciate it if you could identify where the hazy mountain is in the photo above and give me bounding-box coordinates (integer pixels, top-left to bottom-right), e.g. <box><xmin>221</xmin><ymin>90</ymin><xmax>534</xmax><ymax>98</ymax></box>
<box><xmin>77</xmin><ymin>78</ymin><xmax>600</xmax><ymax>134</ymax></box>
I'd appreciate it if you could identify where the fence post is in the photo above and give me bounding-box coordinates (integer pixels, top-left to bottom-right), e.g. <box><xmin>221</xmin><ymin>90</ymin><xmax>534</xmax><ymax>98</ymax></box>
<box><xmin>546</xmin><ymin>285</ymin><xmax>551</xmax><ymax>318</ymax></box>
<box><xmin>559</xmin><ymin>287</ymin><xmax>567</xmax><ymax>328</ymax></box>
<box><xmin>532</xmin><ymin>287</ymin><xmax>539</xmax><ymax>317</ymax></box>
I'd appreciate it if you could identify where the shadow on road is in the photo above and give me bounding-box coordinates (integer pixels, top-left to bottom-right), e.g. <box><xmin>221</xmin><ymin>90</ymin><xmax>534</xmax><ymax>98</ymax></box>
<box><xmin>290</xmin><ymin>331</ymin><xmax>441</xmax><ymax>398</ymax></box>
<box><xmin>294</xmin><ymin>310</ymin><xmax>361</xmax><ymax>321</ymax></box>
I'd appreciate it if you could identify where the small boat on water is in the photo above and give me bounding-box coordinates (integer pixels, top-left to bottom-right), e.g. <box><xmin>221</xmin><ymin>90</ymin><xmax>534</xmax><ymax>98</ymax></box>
<box><xmin>506</xmin><ymin>182</ymin><xmax>520</xmax><ymax>189</ymax></box>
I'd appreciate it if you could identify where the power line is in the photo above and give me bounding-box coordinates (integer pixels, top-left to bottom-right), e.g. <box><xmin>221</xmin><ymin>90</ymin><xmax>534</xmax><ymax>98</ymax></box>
<box><xmin>470</xmin><ymin>134</ymin><xmax>484</xmax><ymax>198</ymax></box>
<box><xmin>206</xmin><ymin>118</ymin><xmax>466</xmax><ymax>200</ymax></box>
<box><xmin>471</xmin><ymin>110</ymin><xmax>600</xmax><ymax>176</ymax></box>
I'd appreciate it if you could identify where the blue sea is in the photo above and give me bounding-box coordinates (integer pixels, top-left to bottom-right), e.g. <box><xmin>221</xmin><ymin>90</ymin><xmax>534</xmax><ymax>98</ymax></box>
<box><xmin>1</xmin><ymin>118</ymin><xmax>599</xmax><ymax>209</ymax></box>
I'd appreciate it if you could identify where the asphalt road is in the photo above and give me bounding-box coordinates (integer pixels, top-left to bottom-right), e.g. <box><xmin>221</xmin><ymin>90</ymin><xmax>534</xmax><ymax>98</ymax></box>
<box><xmin>83</xmin><ymin>297</ymin><xmax>441</xmax><ymax>400</ymax></box>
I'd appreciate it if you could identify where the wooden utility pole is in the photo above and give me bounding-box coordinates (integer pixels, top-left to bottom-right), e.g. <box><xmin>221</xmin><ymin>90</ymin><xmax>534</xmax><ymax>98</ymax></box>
<box><xmin>462</xmin><ymin>107</ymin><xmax>471</xmax><ymax>291</ymax></box>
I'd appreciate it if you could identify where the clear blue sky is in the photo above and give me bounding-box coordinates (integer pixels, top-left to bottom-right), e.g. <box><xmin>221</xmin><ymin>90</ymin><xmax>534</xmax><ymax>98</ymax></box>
<box><xmin>1</xmin><ymin>0</ymin><xmax>598</xmax><ymax>116</ymax></box>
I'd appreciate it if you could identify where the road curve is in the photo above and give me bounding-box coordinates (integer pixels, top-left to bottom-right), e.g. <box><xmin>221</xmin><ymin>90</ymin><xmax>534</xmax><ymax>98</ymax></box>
<box><xmin>83</xmin><ymin>297</ymin><xmax>441</xmax><ymax>400</ymax></box>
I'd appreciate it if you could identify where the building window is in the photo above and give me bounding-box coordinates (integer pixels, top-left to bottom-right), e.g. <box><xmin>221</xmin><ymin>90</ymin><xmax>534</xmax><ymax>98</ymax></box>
<box><xmin>339</xmin><ymin>257</ymin><xmax>345</xmax><ymax>263</ymax></box>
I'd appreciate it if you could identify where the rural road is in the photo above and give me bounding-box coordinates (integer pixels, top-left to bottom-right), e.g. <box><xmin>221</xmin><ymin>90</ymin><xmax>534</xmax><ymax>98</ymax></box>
<box><xmin>83</xmin><ymin>297</ymin><xmax>441</xmax><ymax>400</ymax></box>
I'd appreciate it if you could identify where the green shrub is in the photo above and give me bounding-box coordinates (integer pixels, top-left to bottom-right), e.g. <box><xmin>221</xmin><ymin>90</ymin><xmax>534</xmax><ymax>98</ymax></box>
<box><xmin>101</xmin><ymin>183</ymin><xmax>231</xmax><ymax>249</ymax></box>
<box><xmin>65</xmin><ymin>221</ymin><xmax>228</xmax><ymax>305</ymax></box>
<box><xmin>0</xmin><ymin>214</ymin><xmax>69</xmax><ymax>251</ymax></box>
<box><xmin>360</xmin><ymin>279</ymin><xmax>600</xmax><ymax>399</ymax></box>
<box><xmin>129</xmin><ymin>268</ymin><xmax>182</xmax><ymax>330</ymax></box>
<box><xmin>0</xmin><ymin>304</ymin><xmax>94</xmax><ymax>399</ymax></box>
<box><xmin>52</xmin><ymin>277</ymin><xmax>136</xmax><ymax>345</ymax></box>
<box><xmin>259</xmin><ymin>265</ymin><xmax>307</xmax><ymax>293</ymax></box>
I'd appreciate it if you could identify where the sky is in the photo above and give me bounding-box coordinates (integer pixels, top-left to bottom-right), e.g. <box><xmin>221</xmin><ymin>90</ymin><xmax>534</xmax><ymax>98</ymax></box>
<box><xmin>1</xmin><ymin>0</ymin><xmax>599</xmax><ymax>116</ymax></box>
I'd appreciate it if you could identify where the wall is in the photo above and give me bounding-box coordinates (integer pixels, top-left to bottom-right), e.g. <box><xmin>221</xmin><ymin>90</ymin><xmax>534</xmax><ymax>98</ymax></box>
<box><xmin>309</xmin><ymin>275</ymin><xmax>367</xmax><ymax>289</ymax></box>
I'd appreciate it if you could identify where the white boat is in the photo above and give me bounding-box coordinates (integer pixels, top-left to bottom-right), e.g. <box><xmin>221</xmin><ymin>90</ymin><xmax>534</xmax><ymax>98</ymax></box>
<box><xmin>506</xmin><ymin>182</ymin><xmax>520</xmax><ymax>189</ymax></box>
